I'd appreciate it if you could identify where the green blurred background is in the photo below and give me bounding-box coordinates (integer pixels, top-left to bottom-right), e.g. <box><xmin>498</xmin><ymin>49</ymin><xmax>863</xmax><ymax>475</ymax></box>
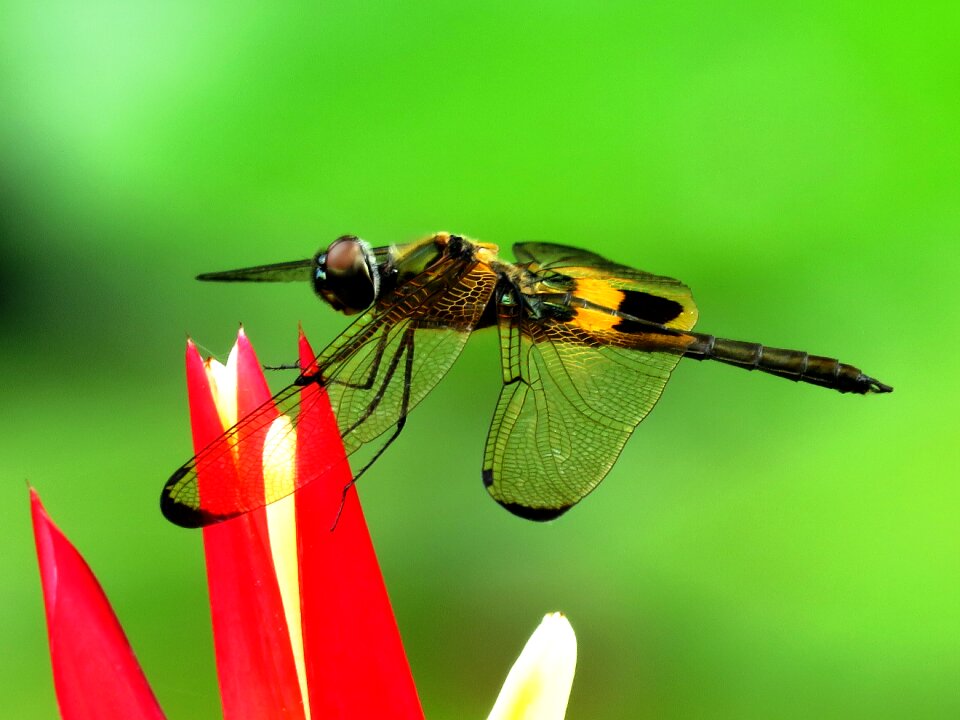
<box><xmin>2</xmin><ymin>2</ymin><xmax>957</xmax><ymax>718</ymax></box>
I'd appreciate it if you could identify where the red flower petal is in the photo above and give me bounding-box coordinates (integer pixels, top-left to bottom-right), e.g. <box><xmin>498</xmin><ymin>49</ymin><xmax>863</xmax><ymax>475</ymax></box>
<box><xmin>295</xmin><ymin>329</ymin><xmax>424</xmax><ymax>718</ymax></box>
<box><xmin>30</xmin><ymin>489</ymin><xmax>165</xmax><ymax>720</ymax></box>
<box><xmin>185</xmin><ymin>336</ymin><xmax>306</xmax><ymax>720</ymax></box>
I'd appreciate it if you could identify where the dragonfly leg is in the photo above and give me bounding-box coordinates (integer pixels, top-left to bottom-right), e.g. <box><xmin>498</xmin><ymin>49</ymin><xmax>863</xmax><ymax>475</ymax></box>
<box><xmin>330</xmin><ymin>329</ymin><xmax>416</xmax><ymax>530</ymax></box>
<box><xmin>321</xmin><ymin>328</ymin><xmax>392</xmax><ymax>390</ymax></box>
<box><xmin>263</xmin><ymin>361</ymin><xmax>301</xmax><ymax>372</ymax></box>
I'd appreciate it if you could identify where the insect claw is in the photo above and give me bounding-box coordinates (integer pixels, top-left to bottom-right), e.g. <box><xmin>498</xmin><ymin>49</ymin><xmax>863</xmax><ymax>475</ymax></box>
<box><xmin>329</xmin><ymin>478</ymin><xmax>358</xmax><ymax>532</ymax></box>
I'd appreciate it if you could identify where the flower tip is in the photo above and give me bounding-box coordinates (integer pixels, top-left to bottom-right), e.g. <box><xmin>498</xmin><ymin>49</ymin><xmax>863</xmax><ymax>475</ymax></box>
<box><xmin>488</xmin><ymin>613</ymin><xmax>577</xmax><ymax>720</ymax></box>
<box><xmin>29</xmin><ymin>489</ymin><xmax>166</xmax><ymax>719</ymax></box>
<box><xmin>29</xmin><ymin>488</ymin><xmax>55</xmax><ymax>530</ymax></box>
<box><xmin>235</xmin><ymin>326</ymin><xmax>252</xmax><ymax>354</ymax></box>
<box><xmin>30</xmin><ymin>489</ymin><xmax>57</xmax><ymax>602</ymax></box>
<box><xmin>29</xmin><ymin>486</ymin><xmax>44</xmax><ymax>515</ymax></box>
<box><xmin>185</xmin><ymin>337</ymin><xmax>204</xmax><ymax>365</ymax></box>
<box><xmin>540</xmin><ymin>612</ymin><xmax>574</xmax><ymax>636</ymax></box>
<box><xmin>297</xmin><ymin>331</ymin><xmax>318</xmax><ymax>375</ymax></box>
<box><xmin>529</xmin><ymin>613</ymin><xmax>577</xmax><ymax>667</ymax></box>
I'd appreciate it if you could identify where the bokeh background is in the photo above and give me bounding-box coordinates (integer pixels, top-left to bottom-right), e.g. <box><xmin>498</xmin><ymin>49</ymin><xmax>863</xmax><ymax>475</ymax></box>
<box><xmin>2</xmin><ymin>2</ymin><xmax>957</xmax><ymax>718</ymax></box>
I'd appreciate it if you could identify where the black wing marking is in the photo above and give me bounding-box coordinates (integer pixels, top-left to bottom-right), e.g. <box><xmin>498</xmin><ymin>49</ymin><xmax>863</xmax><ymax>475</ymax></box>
<box><xmin>514</xmin><ymin>241</ymin><xmax>698</xmax><ymax>330</ymax></box>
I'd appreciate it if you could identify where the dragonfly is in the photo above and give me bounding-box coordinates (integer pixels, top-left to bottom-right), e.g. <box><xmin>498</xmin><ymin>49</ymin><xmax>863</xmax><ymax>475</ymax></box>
<box><xmin>162</xmin><ymin>232</ymin><xmax>892</xmax><ymax>527</ymax></box>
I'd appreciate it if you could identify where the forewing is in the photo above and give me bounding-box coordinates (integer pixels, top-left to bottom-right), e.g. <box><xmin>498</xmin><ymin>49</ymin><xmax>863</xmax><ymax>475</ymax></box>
<box><xmin>483</xmin><ymin>295</ymin><xmax>690</xmax><ymax>520</ymax></box>
<box><xmin>197</xmin><ymin>258</ymin><xmax>314</xmax><ymax>282</ymax></box>
<box><xmin>511</xmin><ymin>241</ymin><xmax>670</xmax><ymax>278</ymax></box>
<box><xmin>162</xmin><ymin>256</ymin><xmax>497</xmax><ymax>527</ymax></box>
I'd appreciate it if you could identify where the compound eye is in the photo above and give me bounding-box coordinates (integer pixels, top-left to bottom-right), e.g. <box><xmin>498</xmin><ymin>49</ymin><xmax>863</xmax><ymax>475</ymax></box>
<box><xmin>325</xmin><ymin>236</ymin><xmax>364</xmax><ymax>275</ymax></box>
<box><xmin>313</xmin><ymin>235</ymin><xmax>380</xmax><ymax>315</ymax></box>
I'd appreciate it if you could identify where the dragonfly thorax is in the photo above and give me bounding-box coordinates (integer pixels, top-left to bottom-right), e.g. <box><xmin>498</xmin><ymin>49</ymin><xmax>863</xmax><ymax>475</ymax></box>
<box><xmin>313</xmin><ymin>236</ymin><xmax>381</xmax><ymax>315</ymax></box>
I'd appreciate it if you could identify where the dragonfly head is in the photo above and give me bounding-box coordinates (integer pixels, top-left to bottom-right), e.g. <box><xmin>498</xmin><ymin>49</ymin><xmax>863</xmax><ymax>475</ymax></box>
<box><xmin>313</xmin><ymin>235</ymin><xmax>381</xmax><ymax>315</ymax></box>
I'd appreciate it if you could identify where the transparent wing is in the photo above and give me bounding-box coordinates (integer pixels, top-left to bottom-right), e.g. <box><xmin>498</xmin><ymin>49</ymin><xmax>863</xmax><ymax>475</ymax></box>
<box><xmin>483</xmin><ymin>276</ymin><xmax>695</xmax><ymax>520</ymax></box>
<box><xmin>162</xmin><ymin>256</ymin><xmax>497</xmax><ymax>527</ymax></box>
<box><xmin>513</xmin><ymin>242</ymin><xmax>612</xmax><ymax>269</ymax></box>
<box><xmin>197</xmin><ymin>258</ymin><xmax>314</xmax><ymax>282</ymax></box>
<box><xmin>512</xmin><ymin>241</ymin><xmax>675</xmax><ymax>282</ymax></box>
<box><xmin>513</xmin><ymin>242</ymin><xmax>690</xmax><ymax>296</ymax></box>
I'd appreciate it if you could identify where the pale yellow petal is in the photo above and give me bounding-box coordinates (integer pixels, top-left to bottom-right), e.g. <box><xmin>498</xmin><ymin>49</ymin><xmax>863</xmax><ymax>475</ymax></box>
<box><xmin>263</xmin><ymin>415</ymin><xmax>310</xmax><ymax>719</ymax></box>
<box><xmin>204</xmin><ymin>344</ymin><xmax>238</xmax><ymax>429</ymax></box>
<box><xmin>487</xmin><ymin>613</ymin><xmax>577</xmax><ymax>720</ymax></box>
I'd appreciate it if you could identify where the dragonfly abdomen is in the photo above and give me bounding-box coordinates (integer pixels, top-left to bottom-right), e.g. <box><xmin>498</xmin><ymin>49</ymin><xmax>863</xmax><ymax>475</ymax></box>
<box><xmin>684</xmin><ymin>334</ymin><xmax>893</xmax><ymax>395</ymax></box>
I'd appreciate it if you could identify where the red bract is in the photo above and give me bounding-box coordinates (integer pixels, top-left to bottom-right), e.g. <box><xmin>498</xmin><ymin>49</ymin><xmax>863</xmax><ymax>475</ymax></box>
<box><xmin>30</xmin><ymin>489</ymin><xmax>165</xmax><ymax>720</ymax></box>
<box><xmin>185</xmin><ymin>331</ymin><xmax>306</xmax><ymax>717</ymax></box>
<box><xmin>294</xmin><ymin>330</ymin><xmax>423</xmax><ymax>718</ymax></box>
<box><xmin>32</xmin><ymin>327</ymin><xmax>422</xmax><ymax>719</ymax></box>
<box><xmin>186</xmin><ymin>327</ymin><xmax>423</xmax><ymax>719</ymax></box>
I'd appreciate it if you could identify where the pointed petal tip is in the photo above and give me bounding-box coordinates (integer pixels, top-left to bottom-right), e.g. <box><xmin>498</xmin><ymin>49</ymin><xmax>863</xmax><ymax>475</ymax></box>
<box><xmin>30</xmin><ymin>490</ymin><xmax>166</xmax><ymax>719</ymax></box>
<box><xmin>540</xmin><ymin>612</ymin><xmax>575</xmax><ymax>646</ymax></box>
<box><xmin>29</xmin><ymin>486</ymin><xmax>46</xmax><ymax>523</ymax></box>
<box><xmin>530</xmin><ymin>613</ymin><xmax>576</xmax><ymax>659</ymax></box>
<box><xmin>30</xmin><ymin>489</ymin><xmax>56</xmax><ymax>601</ymax></box>
<box><xmin>297</xmin><ymin>331</ymin><xmax>317</xmax><ymax>375</ymax></box>
<box><xmin>29</xmin><ymin>486</ymin><xmax>54</xmax><ymax>523</ymax></box>
<box><xmin>185</xmin><ymin>338</ymin><xmax>203</xmax><ymax>364</ymax></box>
<box><xmin>235</xmin><ymin>327</ymin><xmax>252</xmax><ymax>352</ymax></box>
<box><xmin>487</xmin><ymin>613</ymin><xmax>577</xmax><ymax>720</ymax></box>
